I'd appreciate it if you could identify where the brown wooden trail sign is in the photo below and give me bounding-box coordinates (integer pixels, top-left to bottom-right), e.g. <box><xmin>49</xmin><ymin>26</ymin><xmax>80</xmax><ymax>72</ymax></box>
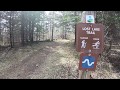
<box><xmin>76</xmin><ymin>23</ymin><xmax>104</xmax><ymax>54</ymax></box>
<box><xmin>79</xmin><ymin>53</ymin><xmax>99</xmax><ymax>71</ymax></box>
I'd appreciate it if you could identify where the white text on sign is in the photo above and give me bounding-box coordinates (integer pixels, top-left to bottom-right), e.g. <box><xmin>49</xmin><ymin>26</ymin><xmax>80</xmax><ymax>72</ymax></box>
<box><xmin>82</xmin><ymin>27</ymin><xmax>100</xmax><ymax>35</ymax></box>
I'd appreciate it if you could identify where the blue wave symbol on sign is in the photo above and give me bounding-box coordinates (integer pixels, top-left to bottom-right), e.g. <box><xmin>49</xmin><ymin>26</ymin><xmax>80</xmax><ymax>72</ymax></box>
<box><xmin>82</xmin><ymin>56</ymin><xmax>95</xmax><ymax>68</ymax></box>
<box><xmin>82</xmin><ymin>59</ymin><xmax>94</xmax><ymax>66</ymax></box>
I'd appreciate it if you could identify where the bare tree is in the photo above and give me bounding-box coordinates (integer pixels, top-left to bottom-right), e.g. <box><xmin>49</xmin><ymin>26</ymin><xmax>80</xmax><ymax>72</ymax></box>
<box><xmin>21</xmin><ymin>11</ymin><xmax>25</xmax><ymax>46</ymax></box>
<box><xmin>9</xmin><ymin>11</ymin><xmax>15</xmax><ymax>48</ymax></box>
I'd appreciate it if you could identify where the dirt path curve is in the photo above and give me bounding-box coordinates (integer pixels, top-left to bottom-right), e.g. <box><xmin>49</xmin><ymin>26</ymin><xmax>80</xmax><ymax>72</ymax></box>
<box><xmin>0</xmin><ymin>40</ymin><xmax>79</xmax><ymax>79</ymax></box>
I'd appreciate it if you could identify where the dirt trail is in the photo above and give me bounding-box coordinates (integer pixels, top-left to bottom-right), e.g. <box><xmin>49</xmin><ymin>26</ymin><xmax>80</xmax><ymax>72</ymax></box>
<box><xmin>0</xmin><ymin>40</ymin><xmax>79</xmax><ymax>79</ymax></box>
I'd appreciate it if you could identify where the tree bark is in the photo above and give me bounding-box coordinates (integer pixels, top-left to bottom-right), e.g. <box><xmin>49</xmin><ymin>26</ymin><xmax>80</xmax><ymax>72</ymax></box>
<box><xmin>65</xmin><ymin>25</ymin><xmax>67</xmax><ymax>39</ymax></box>
<box><xmin>31</xmin><ymin>20</ymin><xmax>34</xmax><ymax>42</ymax></box>
<box><xmin>9</xmin><ymin>11</ymin><xmax>14</xmax><ymax>48</ymax></box>
<box><xmin>21</xmin><ymin>11</ymin><xmax>25</xmax><ymax>46</ymax></box>
<box><xmin>0</xmin><ymin>12</ymin><xmax>1</xmax><ymax>41</ymax></box>
<box><xmin>74</xmin><ymin>11</ymin><xmax>77</xmax><ymax>45</ymax></box>
<box><xmin>42</xmin><ymin>23</ymin><xmax>44</xmax><ymax>41</ymax></box>
<box><xmin>51</xmin><ymin>12</ymin><xmax>54</xmax><ymax>41</ymax></box>
<box><xmin>29</xmin><ymin>20</ymin><xmax>32</xmax><ymax>42</ymax></box>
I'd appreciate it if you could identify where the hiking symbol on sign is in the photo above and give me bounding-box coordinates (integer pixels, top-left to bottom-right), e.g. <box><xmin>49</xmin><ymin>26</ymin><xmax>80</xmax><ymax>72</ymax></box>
<box><xmin>81</xmin><ymin>40</ymin><xmax>87</xmax><ymax>48</ymax></box>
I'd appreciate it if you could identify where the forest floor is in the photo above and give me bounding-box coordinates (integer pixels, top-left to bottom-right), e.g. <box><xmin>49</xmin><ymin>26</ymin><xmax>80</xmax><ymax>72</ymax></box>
<box><xmin>0</xmin><ymin>39</ymin><xmax>120</xmax><ymax>79</ymax></box>
<box><xmin>0</xmin><ymin>39</ymin><xmax>79</xmax><ymax>79</ymax></box>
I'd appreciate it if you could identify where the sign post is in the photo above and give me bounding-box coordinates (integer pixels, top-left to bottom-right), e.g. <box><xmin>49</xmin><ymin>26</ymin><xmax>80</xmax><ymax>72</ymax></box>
<box><xmin>76</xmin><ymin>11</ymin><xmax>104</xmax><ymax>79</ymax></box>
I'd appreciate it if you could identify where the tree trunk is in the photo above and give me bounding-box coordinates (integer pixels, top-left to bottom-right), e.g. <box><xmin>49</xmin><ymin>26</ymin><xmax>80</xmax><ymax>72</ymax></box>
<box><xmin>74</xmin><ymin>11</ymin><xmax>77</xmax><ymax>45</ymax></box>
<box><xmin>36</xmin><ymin>25</ymin><xmax>39</xmax><ymax>41</ymax></box>
<box><xmin>0</xmin><ymin>12</ymin><xmax>2</xmax><ymax>41</ymax></box>
<box><xmin>25</xmin><ymin>24</ymin><xmax>28</xmax><ymax>43</ymax></box>
<box><xmin>9</xmin><ymin>11</ymin><xmax>14</xmax><ymax>48</ymax></box>
<box><xmin>62</xmin><ymin>25</ymin><xmax>65</xmax><ymax>39</ymax></box>
<box><xmin>25</xmin><ymin>26</ymin><xmax>29</xmax><ymax>43</ymax></box>
<box><xmin>31</xmin><ymin>20</ymin><xmax>34</xmax><ymax>42</ymax></box>
<box><xmin>39</xmin><ymin>26</ymin><xmax>41</xmax><ymax>41</ymax></box>
<box><xmin>39</xmin><ymin>21</ymin><xmax>42</xmax><ymax>41</ymax></box>
<box><xmin>42</xmin><ymin>23</ymin><xmax>44</xmax><ymax>41</ymax></box>
<box><xmin>51</xmin><ymin>25</ymin><xmax>53</xmax><ymax>41</ymax></box>
<box><xmin>29</xmin><ymin>20</ymin><xmax>32</xmax><ymax>42</ymax></box>
<box><xmin>49</xmin><ymin>19</ymin><xmax>52</xmax><ymax>41</ymax></box>
<box><xmin>9</xmin><ymin>15</ymin><xmax>12</xmax><ymax>47</ymax></box>
<box><xmin>21</xmin><ymin>11</ymin><xmax>25</xmax><ymax>46</ymax></box>
<box><xmin>51</xmin><ymin>12</ymin><xmax>54</xmax><ymax>41</ymax></box>
<box><xmin>64</xmin><ymin>25</ymin><xmax>67</xmax><ymax>39</ymax></box>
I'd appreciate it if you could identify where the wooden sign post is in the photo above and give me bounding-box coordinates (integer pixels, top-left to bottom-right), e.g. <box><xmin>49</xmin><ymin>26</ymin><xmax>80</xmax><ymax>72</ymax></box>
<box><xmin>76</xmin><ymin>11</ymin><xmax>104</xmax><ymax>79</ymax></box>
